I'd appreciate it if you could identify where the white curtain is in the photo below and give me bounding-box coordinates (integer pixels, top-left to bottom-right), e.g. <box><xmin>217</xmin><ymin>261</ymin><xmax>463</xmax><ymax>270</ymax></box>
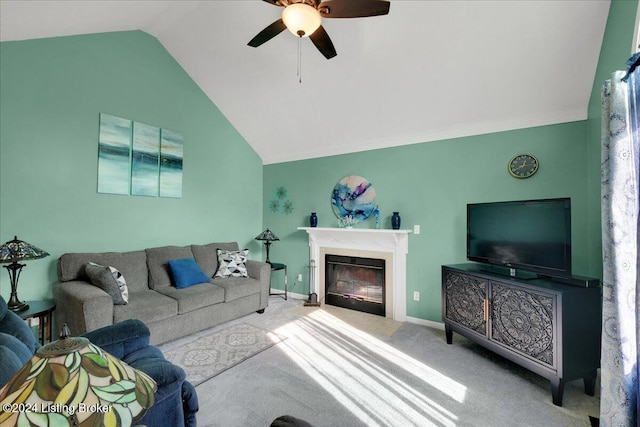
<box><xmin>600</xmin><ymin>54</ymin><xmax>640</xmax><ymax>426</ymax></box>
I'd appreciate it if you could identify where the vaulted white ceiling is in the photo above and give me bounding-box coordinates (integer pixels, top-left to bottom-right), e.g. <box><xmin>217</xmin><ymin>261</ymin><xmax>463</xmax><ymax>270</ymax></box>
<box><xmin>0</xmin><ymin>1</ymin><xmax>612</xmax><ymax>164</ymax></box>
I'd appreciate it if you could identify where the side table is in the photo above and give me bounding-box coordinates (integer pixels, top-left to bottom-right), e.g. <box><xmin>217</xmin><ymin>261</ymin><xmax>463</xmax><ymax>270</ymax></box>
<box><xmin>18</xmin><ymin>299</ymin><xmax>56</xmax><ymax>344</ymax></box>
<box><xmin>269</xmin><ymin>262</ymin><xmax>288</xmax><ymax>300</ymax></box>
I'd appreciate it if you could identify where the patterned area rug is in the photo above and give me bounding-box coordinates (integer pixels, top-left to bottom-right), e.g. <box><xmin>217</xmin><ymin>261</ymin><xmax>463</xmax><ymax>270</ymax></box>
<box><xmin>163</xmin><ymin>323</ymin><xmax>286</xmax><ymax>386</ymax></box>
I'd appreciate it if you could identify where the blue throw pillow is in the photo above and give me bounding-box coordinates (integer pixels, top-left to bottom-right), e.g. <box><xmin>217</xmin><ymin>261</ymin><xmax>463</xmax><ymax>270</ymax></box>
<box><xmin>168</xmin><ymin>258</ymin><xmax>210</xmax><ymax>289</ymax></box>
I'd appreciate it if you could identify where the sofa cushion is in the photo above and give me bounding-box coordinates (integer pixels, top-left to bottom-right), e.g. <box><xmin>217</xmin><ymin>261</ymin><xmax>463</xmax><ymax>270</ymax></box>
<box><xmin>85</xmin><ymin>262</ymin><xmax>129</xmax><ymax>304</ymax></box>
<box><xmin>0</xmin><ymin>332</ymin><xmax>33</xmax><ymax>385</ymax></box>
<box><xmin>168</xmin><ymin>258</ymin><xmax>210</xmax><ymax>289</ymax></box>
<box><xmin>123</xmin><ymin>346</ymin><xmax>186</xmax><ymax>403</ymax></box>
<box><xmin>0</xmin><ymin>332</ymin><xmax>33</xmax><ymax>362</ymax></box>
<box><xmin>214</xmin><ymin>249</ymin><xmax>249</xmax><ymax>278</ymax></box>
<box><xmin>58</xmin><ymin>250</ymin><xmax>149</xmax><ymax>293</ymax></box>
<box><xmin>0</xmin><ymin>345</ymin><xmax>25</xmax><ymax>387</ymax></box>
<box><xmin>211</xmin><ymin>277</ymin><xmax>261</xmax><ymax>302</ymax></box>
<box><xmin>156</xmin><ymin>283</ymin><xmax>225</xmax><ymax>314</ymax></box>
<box><xmin>113</xmin><ymin>290</ymin><xmax>178</xmax><ymax>324</ymax></box>
<box><xmin>82</xmin><ymin>319</ymin><xmax>150</xmax><ymax>359</ymax></box>
<box><xmin>191</xmin><ymin>242</ymin><xmax>239</xmax><ymax>278</ymax></box>
<box><xmin>147</xmin><ymin>246</ymin><xmax>194</xmax><ymax>289</ymax></box>
<box><xmin>0</xmin><ymin>298</ymin><xmax>39</xmax><ymax>355</ymax></box>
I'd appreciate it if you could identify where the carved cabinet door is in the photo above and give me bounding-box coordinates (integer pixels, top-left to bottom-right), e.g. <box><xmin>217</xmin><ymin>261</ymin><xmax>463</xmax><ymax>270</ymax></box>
<box><xmin>444</xmin><ymin>271</ymin><xmax>488</xmax><ymax>336</ymax></box>
<box><xmin>489</xmin><ymin>281</ymin><xmax>557</xmax><ymax>369</ymax></box>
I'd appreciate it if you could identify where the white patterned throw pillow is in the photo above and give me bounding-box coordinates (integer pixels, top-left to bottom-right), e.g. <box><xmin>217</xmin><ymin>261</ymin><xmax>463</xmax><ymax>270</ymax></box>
<box><xmin>214</xmin><ymin>249</ymin><xmax>249</xmax><ymax>278</ymax></box>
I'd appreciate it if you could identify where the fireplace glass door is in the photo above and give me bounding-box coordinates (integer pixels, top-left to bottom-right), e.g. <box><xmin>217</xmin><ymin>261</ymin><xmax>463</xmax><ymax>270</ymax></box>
<box><xmin>325</xmin><ymin>255</ymin><xmax>385</xmax><ymax>316</ymax></box>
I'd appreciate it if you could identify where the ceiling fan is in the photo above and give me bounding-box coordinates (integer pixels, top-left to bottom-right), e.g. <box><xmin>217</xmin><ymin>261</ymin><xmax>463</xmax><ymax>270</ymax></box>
<box><xmin>248</xmin><ymin>0</ymin><xmax>391</xmax><ymax>60</ymax></box>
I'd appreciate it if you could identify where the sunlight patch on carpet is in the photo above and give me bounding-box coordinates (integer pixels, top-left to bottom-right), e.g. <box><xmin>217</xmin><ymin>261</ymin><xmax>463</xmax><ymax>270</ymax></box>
<box><xmin>287</xmin><ymin>304</ymin><xmax>403</xmax><ymax>337</ymax></box>
<box><xmin>276</xmin><ymin>309</ymin><xmax>466</xmax><ymax>427</ymax></box>
<box><xmin>164</xmin><ymin>323</ymin><xmax>286</xmax><ymax>386</ymax></box>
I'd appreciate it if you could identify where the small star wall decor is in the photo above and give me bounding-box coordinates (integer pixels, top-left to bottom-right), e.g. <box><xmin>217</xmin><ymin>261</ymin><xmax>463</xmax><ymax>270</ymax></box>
<box><xmin>269</xmin><ymin>186</ymin><xmax>293</xmax><ymax>215</ymax></box>
<box><xmin>276</xmin><ymin>186</ymin><xmax>287</xmax><ymax>199</ymax></box>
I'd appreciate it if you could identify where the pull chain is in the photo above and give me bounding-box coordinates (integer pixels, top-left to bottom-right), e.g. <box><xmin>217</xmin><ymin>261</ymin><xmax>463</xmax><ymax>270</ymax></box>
<box><xmin>297</xmin><ymin>35</ymin><xmax>302</xmax><ymax>83</ymax></box>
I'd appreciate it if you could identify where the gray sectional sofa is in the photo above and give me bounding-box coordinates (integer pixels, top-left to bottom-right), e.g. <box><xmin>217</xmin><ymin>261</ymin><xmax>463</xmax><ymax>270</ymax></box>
<box><xmin>52</xmin><ymin>242</ymin><xmax>270</xmax><ymax>345</ymax></box>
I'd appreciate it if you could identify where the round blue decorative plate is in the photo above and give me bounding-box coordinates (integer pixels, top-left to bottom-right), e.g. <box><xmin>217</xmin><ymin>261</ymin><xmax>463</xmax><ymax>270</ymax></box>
<box><xmin>331</xmin><ymin>175</ymin><xmax>376</xmax><ymax>223</ymax></box>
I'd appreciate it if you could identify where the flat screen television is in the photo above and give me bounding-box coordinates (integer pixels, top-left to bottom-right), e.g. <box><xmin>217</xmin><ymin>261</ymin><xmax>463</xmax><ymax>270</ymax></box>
<box><xmin>467</xmin><ymin>198</ymin><xmax>571</xmax><ymax>278</ymax></box>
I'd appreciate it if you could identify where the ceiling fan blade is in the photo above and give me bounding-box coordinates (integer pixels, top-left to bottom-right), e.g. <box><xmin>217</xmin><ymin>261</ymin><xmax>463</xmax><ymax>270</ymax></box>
<box><xmin>319</xmin><ymin>0</ymin><xmax>390</xmax><ymax>18</ymax></box>
<box><xmin>262</xmin><ymin>0</ymin><xmax>282</xmax><ymax>5</ymax></box>
<box><xmin>309</xmin><ymin>26</ymin><xmax>337</xmax><ymax>59</ymax></box>
<box><xmin>248</xmin><ymin>19</ymin><xmax>287</xmax><ymax>47</ymax></box>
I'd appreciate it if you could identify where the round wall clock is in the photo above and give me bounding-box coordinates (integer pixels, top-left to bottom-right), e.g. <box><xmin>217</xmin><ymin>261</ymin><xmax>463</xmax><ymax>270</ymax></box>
<box><xmin>508</xmin><ymin>154</ymin><xmax>539</xmax><ymax>179</ymax></box>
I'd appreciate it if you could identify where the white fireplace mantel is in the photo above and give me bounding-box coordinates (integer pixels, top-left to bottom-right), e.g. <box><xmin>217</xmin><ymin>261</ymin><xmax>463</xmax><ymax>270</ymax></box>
<box><xmin>298</xmin><ymin>227</ymin><xmax>411</xmax><ymax>321</ymax></box>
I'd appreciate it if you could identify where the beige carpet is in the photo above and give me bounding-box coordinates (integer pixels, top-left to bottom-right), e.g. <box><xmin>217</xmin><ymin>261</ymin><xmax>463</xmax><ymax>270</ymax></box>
<box><xmin>163</xmin><ymin>323</ymin><xmax>286</xmax><ymax>386</ymax></box>
<box><xmin>287</xmin><ymin>303</ymin><xmax>403</xmax><ymax>337</ymax></box>
<box><xmin>192</xmin><ymin>299</ymin><xmax>599</xmax><ymax>426</ymax></box>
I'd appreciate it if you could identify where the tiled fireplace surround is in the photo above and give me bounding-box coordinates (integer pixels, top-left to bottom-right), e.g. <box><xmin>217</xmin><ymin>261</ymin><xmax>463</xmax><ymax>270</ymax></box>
<box><xmin>298</xmin><ymin>227</ymin><xmax>411</xmax><ymax>322</ymax></box>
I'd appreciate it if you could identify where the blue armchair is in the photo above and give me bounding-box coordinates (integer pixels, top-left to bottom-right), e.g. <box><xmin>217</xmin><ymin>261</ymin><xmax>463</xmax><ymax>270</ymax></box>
<box><xmin>0</xmin><ymin>295</ymin><xmax>198</xmax><ymax>426</ymax></box>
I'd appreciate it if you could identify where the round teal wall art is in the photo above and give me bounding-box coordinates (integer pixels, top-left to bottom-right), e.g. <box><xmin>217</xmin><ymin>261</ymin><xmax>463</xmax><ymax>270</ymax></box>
<box><xmin>331</xmin><ymin>175</ymin><xmax>376</xmax><ymax>224</ymax></box>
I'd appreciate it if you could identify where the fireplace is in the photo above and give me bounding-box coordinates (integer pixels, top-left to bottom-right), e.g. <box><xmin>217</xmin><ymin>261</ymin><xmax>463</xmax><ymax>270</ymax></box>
<box><xmin>325</xmin><ymin>255</ymin><xmax>385</xmax><ymax>316</ymax></box>
<box><xmin>298</xmin><ymin>227</ymin><xmax>411</xmax><ymax>321</ymax></box>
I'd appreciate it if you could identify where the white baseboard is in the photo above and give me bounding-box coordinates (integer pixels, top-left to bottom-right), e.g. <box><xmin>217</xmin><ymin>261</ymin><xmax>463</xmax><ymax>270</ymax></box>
<box><xmin>279</xmin><ymin>291</ymin><xmax>309</xmax><ymax>301</ymax></box>
<box><xmin>405</xmin><ymin>316</ymin><xmax>445</xmax><ymax>330</ymax></box>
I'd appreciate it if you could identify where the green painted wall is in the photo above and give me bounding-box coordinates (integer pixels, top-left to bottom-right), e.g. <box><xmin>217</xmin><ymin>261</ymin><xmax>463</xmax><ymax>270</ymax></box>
<box><xmin>0</xmin><ymin>1</ymin><xmax>634</xmax><ymax>323</ymax></box>
<box><xmin>264</xmin><ymin>122</ymin><xmax>590</xmax><ymax>322</ymax></box>
<box><xmin>0</xmin><ymin>31</ymin><xmax>264</xmax><ymax>302</ymax></box>
<box><xmin>585</xmin><ymin>0</ymin><xmax>638</xmax><ymax>279</ymax></box>
<box><xmin>264</xmin><ymin>0</ymin><xmax>639</xmax><ymax>324</ymax></box>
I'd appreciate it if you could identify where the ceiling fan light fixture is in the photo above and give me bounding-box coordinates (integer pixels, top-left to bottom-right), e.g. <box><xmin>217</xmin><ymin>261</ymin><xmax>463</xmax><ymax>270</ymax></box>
<box><xmin>282</xmin><ymin>3</ymin><xmax>321</xmax><ymax>37</ymax></box>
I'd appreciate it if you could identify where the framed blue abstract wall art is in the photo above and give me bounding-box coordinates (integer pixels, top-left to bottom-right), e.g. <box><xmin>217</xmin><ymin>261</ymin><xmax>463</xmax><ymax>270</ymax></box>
<box><xmin>132</xmin><ymin>122</ymin><xmax>160</xmax><ymax>197</ymax></box>
<box><xmin>159</xmin><ymin>129</ymin><xmax>183</xmax><ymax>198</ymax></box>
<box><xmin>97</xmin><ymin>113</ymin><xmax>183</xmax><ymax>198</ymax></box>
<box><xmin>98</xmin><ymin>114</ymin><xmax>132</xmax><ymax>195</ymax></box>
<box><xmin>331</xmin><ymin>175</ymin><xmax>376</xmax><ymax>224</ymax></box>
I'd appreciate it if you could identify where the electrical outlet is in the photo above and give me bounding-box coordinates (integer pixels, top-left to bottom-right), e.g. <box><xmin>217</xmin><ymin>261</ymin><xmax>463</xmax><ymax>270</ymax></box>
<box><xmin>414</xmin><ymin>225</ymin><xmax>421</xmax><ymax>234</ymax></box>
<box><xmin>413</xmin><ymin>291</ymin><xmax>420</xmax><ymax>301</ymax></box>
<box><xmin>297</xmin><ymin>274</ymin><xmax>303</xmax><ymax>282</ymax></box>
